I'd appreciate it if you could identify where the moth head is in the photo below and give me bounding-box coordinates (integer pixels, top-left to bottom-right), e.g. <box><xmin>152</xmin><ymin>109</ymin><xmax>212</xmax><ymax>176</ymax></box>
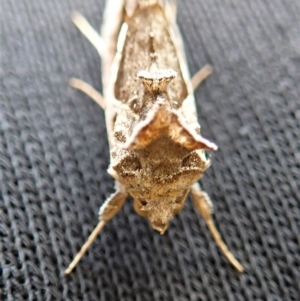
<box><xmin>133</xmin><ymin>190</ymin><xmax>189</xmax><ymax>234</ymax></box>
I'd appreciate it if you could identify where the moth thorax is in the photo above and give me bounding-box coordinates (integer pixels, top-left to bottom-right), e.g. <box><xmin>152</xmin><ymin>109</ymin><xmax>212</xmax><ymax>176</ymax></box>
<box><xmin>137</xmin><ymin>68</ymin><xmax>177</xmax><ymax>93</ymax></box>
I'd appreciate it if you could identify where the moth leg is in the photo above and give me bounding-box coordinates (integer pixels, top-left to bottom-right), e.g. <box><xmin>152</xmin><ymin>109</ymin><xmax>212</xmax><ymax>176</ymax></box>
<box><xmin>64</xmin><ymin>189</ymin><xmax>127</xmax><ymax>274</ymax></box>
<box><xmin>191</xmin><ymin>64</ymin><xmax>213</xmax><ymax>91</ymax></box>
<box><xmin>69</xmin><ymin>78</ymin><xmax>105</xmax><ymax>109</ymax></box>
<box><xmin>71</xmin><ymin>12</ymin><xmax>105</xmax><ymax>58</ymax></box>
<box><xmin>190</xmin><ymin>183</ymin><xmax>244</xmax><ymax>272</ymax></box>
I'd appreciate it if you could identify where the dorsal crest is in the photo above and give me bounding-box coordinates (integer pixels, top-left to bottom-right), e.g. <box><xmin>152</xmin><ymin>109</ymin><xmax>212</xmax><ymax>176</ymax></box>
<box><xmin>124</xmin><ymin>97</ymin><xmax>218</xmax><ymax>151</ymax></box>
<box><xmin>137</xmin><ymin>68</ymin><xmax>177</xmax><ymax>93</ymax></box>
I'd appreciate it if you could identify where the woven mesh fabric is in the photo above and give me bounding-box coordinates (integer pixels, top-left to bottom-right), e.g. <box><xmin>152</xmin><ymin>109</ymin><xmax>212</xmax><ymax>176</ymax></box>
<box><xmin>1</xmin><ymin>0</ymin><xmax>299</xmax><ymax>300</ymax></box>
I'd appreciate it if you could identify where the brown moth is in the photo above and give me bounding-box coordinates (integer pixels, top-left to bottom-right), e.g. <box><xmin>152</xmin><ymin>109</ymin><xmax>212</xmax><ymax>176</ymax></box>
<box><xmin>65</xmin><ymin>0</ymin><xmax>244</xmax><ymax>274</ymax></box>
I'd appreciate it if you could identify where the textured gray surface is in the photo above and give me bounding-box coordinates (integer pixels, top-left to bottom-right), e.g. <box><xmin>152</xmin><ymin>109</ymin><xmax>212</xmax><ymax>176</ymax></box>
<box><xmin>1</xmin><ymin>0</ymin><xmax>300</xmax><ymax>300</ymax></box>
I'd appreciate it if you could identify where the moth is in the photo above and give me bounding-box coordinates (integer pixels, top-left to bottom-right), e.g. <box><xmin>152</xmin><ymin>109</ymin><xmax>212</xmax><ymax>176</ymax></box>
<box><xmin>65</xmin><ymin>0</ymin><xmax>244</xmax><ymax>274</ymax></box>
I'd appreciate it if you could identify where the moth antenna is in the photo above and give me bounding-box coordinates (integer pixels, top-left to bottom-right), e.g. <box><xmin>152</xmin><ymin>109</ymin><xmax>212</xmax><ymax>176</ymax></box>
<box><xmin>64</xmin><ymin>190</ymin><xmax>127</xmax><ymax>274</ymax></box>
<box><xmin>191</xmin><ymin>183</ymin><xmax>244</xmax><ymax>273</ymax></box>
<box><xmin>206</xmin><ymin>219</ymin><xmax>244</xmax><ymax>272</ymax></box>
<box><xmin>191</xmin><ymin>65</ymin><xmax>213</xmax><ymax>91</ymax></box>
<box><xmin>71</xmin><ymin>11</ymin><xmax>105</xmax><ymax>58</ymax></box>
<box><xmin>64</xmin><ymin>220</ymin><xmax>106</xmax><ymax>275</ymax></box>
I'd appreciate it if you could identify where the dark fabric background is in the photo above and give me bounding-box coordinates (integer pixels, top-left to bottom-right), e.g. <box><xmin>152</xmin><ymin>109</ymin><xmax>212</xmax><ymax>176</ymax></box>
<box><xmin>1</xmin><ymin>0</ymin><xmax>299</xmax><ymax>300</ymax></box>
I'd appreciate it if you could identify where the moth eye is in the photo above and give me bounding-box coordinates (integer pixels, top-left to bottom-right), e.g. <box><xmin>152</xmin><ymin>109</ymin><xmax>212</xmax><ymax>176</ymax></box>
<box><xmin>181</xmin><ymin>151</ymin><xmax>201</xmax><ymax>167</ymax></box>
<box><xmin>204</xmin><ymin>151</ymin><xmax>210</xmax><ymax>160</ymax></box>
<box><xmin>139</xmin><ymin>199</ymin><xmax>147</xmax><ymax>206</ymax></box>
<box><xmin>175</xmin><ymin>196</ymin><xmax>182</xmax><ymax>204</ymax></box>
<box><xmin>116</xmin><ymin>155</ymin><xmax>141</xmax><ymax>172</ymax></box>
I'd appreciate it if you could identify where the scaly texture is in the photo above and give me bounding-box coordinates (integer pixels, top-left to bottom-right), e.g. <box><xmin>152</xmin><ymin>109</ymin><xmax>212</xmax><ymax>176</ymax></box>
<box><xmin>1</xmin><ymin>0</ymin><xmax>299</xmax><ymax>300</ymax></box>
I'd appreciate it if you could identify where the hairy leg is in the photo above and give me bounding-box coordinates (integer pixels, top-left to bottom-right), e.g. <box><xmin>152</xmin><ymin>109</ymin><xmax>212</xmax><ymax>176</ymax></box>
<box><xmin>71</xmin><ymin>12</ymin><xmax>105</xmax><ymax>58</ymax></box>
<box><xmin>69</xmin><ymin>12</ymin><xmax>106</xmax><ymax>108</ymax></box>
<box><xmin>192</xmin><ymin>65</ymin><xmax>213</xmax><ymax>91</ymax></box>
<box><xmin>69</xmin><ymin>78</ymin><xmax>105</xmax><ymax>109</ymax></box>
